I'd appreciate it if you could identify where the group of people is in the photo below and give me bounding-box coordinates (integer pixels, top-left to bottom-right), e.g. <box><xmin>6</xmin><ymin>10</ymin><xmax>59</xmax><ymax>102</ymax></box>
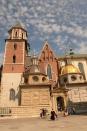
<box><xmin>40</xmin><ymin>106</ymin><xmax>76</xmax><ymax>120</ymax></box>
<box><xmin>40</xmin><ymin>108</ymin><xmax>57</xmax><ymax>120</ymax></box>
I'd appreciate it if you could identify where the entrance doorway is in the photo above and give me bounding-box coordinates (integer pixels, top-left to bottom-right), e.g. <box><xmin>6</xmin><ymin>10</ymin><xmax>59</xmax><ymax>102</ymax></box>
<box><xmin>57</xmin><ymin>96</ymin><xmax>65</xmax><ymax>111</ymax></box>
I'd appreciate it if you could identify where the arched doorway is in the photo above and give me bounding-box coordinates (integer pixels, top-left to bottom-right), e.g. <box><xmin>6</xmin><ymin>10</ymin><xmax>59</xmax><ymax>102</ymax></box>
<box><xmin>57</xmin><ymin>96</ymin><xmax>65</xmax><ymax>111</ymax></box>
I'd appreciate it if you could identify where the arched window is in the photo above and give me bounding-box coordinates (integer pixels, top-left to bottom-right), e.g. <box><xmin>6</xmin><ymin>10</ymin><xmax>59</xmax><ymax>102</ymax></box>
<box><xmin>78</xmin><ymin>63</ymin><xmax>85</xmax><ymax>79</ymax></box>
<box><xmin>47</xmin><ymin>64</ymin><xmax>52</xmax><ymax>79</ymax></box>
<box><xmin>9</xmin><ymin>88</ymin><xmax>15</xmax><ymax>100</ymax></box>
<box><xmin>14</xmin><ymin>43</ymin><xmax>17</xmax><ymax>50</ymax></box>
<box><xmin>13</xmin><ymin>55</ymin><xmax>16</xmax><ymax>63</ymax></box>
<box><xmin>15</xmin><ymin>31</ymin><xmax>18</xmax><ymax>37</ymax></box>
<box><xmin>22</xmin><ymin>33</ymin><xmax>23</xmax><ymax>39</ymax></box>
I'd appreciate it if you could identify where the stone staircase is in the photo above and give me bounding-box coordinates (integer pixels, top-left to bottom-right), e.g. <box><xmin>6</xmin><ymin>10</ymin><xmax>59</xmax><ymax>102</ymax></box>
<box><xmin>3</xmin><ymin>105</ymin><xmax>51</xmax><ymax>118</ymax></box>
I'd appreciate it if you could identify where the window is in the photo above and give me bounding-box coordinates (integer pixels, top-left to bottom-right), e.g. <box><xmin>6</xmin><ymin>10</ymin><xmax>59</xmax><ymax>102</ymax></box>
<box><xmin>63</xmin><ymin>77</ymin><xmax>67</xmax><ymax>83</ymax></box>
<box><xmin>15</xmin><ymin>32</ymin><xmax>18</xmax><ymax>37</ymax></box>
<box><xmin>78</xmin><ymin>63</ymin><xmax>84</xmax><ymax>73</ymax></box>
<box><xmin>22</xmin><ymin>33</ymin><xmax>23</xmax><ymax>39</ymax></box>
<box><xmin>71</xmin><ymin>75</ymin><xmax>77</xmax><ymax>81</ymax></box>
<box><xmin>79</xmin><ymin>75</ymin><xmax>82</xmax><ymax>80</ymax></box>
<box><xmin>78</xmin><ymin>63</ymin><xmax>85</xmax><ymax>79</ymax></box>
<box><xmin>32</xmin><ymin>76</ymin><xmax>39</xmax><ymax>81</ymax></box>
<box><xmin>47</xmin><ymin>64</ymin><xmax>52</xmax><ymax>79</ymax></box>
<box><xmin>24</xmin><ymin>78</ymin><xmax>28</xmax><ymax>84</ymax></box>
<box><xmin>42</xmin><ymin>77</ymin><xmax>46</xmax><ymax>82</ymax></box>
<box><xmin>13</xmin><ymin>55</ymin><xmax>16</xmax><ymax>63</ymax></box>
<box><xmin>9</xmin><ymin>88</ymin><xmax>15</xmax><ymax>100</ymax></box>
<box><xmin>50</xmin><ymin>51</ymin><xmax>53</xmax><ymax>61</ymax></box>
<box><xmin>14</xmin><ymin>43</ymin><xmax>17</xmax><ymax>50</ymax></box>
<box><xmin>46</xmin><ymin>45</ymin><xmax>48</xmax><ymax>50</ymax></box>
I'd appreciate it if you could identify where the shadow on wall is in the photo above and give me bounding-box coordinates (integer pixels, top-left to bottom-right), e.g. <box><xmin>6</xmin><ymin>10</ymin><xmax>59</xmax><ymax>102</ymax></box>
<box><xmin>67</xmin><ymin>99</ymin><xmax>87</xmax><ymax>115</ymax></box>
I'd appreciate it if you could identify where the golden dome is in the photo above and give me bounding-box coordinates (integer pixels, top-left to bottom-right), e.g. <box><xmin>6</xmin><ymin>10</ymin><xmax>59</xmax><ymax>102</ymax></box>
<box><xmin>61</xmin><ymin>64</ymin><xmax>80</xmax><ymax>75</ymax></box>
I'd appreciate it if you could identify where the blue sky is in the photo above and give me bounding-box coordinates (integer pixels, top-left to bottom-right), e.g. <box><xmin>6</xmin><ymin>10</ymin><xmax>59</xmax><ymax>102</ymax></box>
<box><xmin>0</xmin><ymin>0</ymin><xmax>87</xmax><ymax>65</ymax></box>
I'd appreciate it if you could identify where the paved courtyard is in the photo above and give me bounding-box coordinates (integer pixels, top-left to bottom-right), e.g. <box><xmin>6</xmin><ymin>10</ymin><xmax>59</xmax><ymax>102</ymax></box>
<box><xmin>0</xmin><ymin>115</ymin><xmax>87</xmax><ymax>131</ymax></box>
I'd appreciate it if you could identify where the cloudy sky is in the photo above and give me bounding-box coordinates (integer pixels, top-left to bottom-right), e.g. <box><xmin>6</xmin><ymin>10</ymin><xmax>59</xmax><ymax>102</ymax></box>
<box><xmin>0</xmin><ymin>0</ymin><xmax>87</xmax><ymax>65</ymax></box>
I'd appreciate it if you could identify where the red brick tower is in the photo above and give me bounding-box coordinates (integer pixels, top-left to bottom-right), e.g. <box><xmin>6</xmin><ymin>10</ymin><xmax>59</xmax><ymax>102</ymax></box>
<box><xmin>3</xmin><ymin>22</ymin><xmax>29</xmax><ymax>73</ymax></box>
<box><xmin>1</xmin><ymin>22</ymin><xmax>30</xmax><ymax>106</ymax></box>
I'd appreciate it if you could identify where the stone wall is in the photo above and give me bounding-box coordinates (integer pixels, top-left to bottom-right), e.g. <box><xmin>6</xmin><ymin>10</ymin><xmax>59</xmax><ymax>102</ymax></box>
<box><xmin>68</xmin><ymin>87</ymin><xmax>87</xmax><ymax>103</ymax></box>
<box><xmin>20</xmin><ymin>86</ymin><xmax>51</xmax><ymax>106</ymax></box>
<box><xmin>0</xmin><ymin>73</ymin><xmax>22</xmax><ymax>106</ymax></box>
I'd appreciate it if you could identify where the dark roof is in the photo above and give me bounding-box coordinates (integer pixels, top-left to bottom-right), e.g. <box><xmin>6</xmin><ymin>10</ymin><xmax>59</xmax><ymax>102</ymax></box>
<box><xmin>24</xmin><ymin>64</ymin><xmax>46</xmax><ymax>76</ymax></box>
<box><xmin>8</xmin><ymin>22</ymin><xmax>26</xmax><ymax>32</ymax></box>
<box><xmin>58</xmin><ymin>54</ymin><xmax>87</xmax><ymax>60</ymax></box>
<box><xmin>13</xmin><ymin>22</ymin><xmax>23</xmax><ymax>28</ymax></box>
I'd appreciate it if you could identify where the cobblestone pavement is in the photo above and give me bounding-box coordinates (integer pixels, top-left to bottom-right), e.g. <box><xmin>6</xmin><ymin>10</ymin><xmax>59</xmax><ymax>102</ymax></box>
<box><xmin>0</xmin><ymin>115</ymin><xmax>87</xmax><ymax>131</ymax></box>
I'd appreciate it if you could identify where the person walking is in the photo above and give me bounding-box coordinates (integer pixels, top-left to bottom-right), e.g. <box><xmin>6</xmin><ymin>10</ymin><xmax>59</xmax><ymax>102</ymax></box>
<box><xmin>50</xmin><ymin>109</ymin><xmax>57</xmax><ymax>120</ymax></box>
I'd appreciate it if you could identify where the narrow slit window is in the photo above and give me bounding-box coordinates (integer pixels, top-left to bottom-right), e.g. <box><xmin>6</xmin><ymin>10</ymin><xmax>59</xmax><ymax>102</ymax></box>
<box><xmin>14</xmin><ymin>43</ymin><xmax>17</xmax><ymax>50</ymax></box>
<box><xmin>15</xmin><ymin>32</ymin><xmax>18</xmax><ymax>37</ymax></box>
<box><xmin>13</xmin><ymin>55</ymin><xmax>16</xmax><ymax>63</ymax></box>
<box><xmin>47</xmin><ymin>64</ymin><xmax>52</xmax><ymax>79</ymax></box>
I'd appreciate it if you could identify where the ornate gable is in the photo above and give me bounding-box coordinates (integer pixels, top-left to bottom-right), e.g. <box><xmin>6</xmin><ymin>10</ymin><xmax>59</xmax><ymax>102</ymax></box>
<box><xmin>38</xmin><ymin>41</ymin><xmax>58</xmax><ymax>83</ymax></box>
<box><xmin>39</xmin><ymin>41</ymin><xmax>56</xmax><ymax>62</ymax></box>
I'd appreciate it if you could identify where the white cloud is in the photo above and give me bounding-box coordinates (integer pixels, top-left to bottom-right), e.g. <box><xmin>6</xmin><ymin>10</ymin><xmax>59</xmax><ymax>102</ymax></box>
<box><xmin>0</xmin><ymin>0</ymin><xmax>87</xmax><ymax>55</ymax></box>
<box><xmin>75</xmin><ymin>42</ymin><xmax>87</xmax><ymax>54</ymax></box>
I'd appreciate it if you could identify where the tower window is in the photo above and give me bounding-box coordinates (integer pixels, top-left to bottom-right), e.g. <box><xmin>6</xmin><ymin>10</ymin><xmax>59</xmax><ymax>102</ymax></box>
<box><xmin>78</xmin><ymin>62</ymin><xmax>85</xmax><ymax>79</ymax></box>
<box><xmin>15</xmin><ymin>32</ymin><xmax>18</xmax><ymax>37</ymax></box>
<box><xmin>22</xmin><ymin>33</ymin><xmax>23</xmax><ymax>39</ymax></box>
<box><xmin>13</xmin><ymin>55</ymin><xmax>16</xmax><ymax>63</ymax></box>
<box><xmin>9</xmin><ymin>88</ymin><xmax>15</xmax><ymax>100</ymax></box>
<box><xmin>47</xmin><ymin>64</ymin><xmax>52</xmax><ymax>79</ymax></box>
<box><xmin>14</xmin><ymin>43</ymin><xmax>17</xmax><ymax>50</ymax></box>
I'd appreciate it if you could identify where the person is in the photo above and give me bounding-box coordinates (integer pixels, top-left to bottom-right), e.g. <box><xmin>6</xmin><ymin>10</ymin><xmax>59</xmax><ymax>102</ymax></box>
<box><xmin>40</xmin><ymin>108</ymin><xmax>47</xmax><ymax>118</ymax></box>
<box><xmin>58</xmin><ymin>104</ymin><xmax>61</xmax><ymax>111</ymax></box>
<box><xmin>72</xmin><ymin>107</ymin><xmax>76</xmax><ymax>114</ymax></box>
<box><xmin>67</xmin><ymin>106</ymin><xmax>75</xmax><ymax>115</ymax></box>
<box><xmin>63</xmin><ymin>108</ymin><xmax>68</xmax><ymax>117</ymax></box>
<box><xmin>50</xmin><ymin>109</ymin><xmax>57</xmax><ymax>120</ymax></box>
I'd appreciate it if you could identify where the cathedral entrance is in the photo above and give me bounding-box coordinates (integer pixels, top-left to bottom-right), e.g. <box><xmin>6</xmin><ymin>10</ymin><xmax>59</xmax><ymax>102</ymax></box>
<box><xmin>57</xmin><ymin>96</ymin><xmax>65</xmax><ymax>111</ymax></box>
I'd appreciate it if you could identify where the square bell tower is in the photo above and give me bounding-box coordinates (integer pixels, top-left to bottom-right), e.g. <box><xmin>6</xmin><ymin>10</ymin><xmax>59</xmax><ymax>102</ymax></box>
<box><xmin>1</xmin><ymin>22</ymin><xmax>30</xmax><ymax>106</ymax></box>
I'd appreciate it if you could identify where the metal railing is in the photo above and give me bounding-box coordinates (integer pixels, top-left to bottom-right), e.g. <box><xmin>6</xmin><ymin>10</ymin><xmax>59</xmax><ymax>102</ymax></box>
<box><xmin>0</xmin><ymin>107</ymin><xmax>12</xmax><ymax>116</ymax></box>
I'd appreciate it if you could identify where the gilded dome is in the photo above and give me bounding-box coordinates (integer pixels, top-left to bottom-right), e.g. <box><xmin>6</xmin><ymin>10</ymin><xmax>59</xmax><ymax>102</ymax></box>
<box><xmin>61</xmin><ymin>64</ymin><xmax>80</xmax><ymax>75</ymax></box>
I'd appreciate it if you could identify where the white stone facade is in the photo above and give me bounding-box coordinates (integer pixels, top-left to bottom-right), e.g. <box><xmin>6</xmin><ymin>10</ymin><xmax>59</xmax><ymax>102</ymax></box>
<box><xmin>0</xmin><ymin>73</ymin><xmax>22</xmax><ymax>107</ymax></box>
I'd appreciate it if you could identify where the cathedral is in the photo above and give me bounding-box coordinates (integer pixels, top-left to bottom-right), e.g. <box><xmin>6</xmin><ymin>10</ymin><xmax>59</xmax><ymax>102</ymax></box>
<box><xmin>0</xmin><ymin>23</ymin><xmax>87</xmax><ymax>118</ymax></box>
